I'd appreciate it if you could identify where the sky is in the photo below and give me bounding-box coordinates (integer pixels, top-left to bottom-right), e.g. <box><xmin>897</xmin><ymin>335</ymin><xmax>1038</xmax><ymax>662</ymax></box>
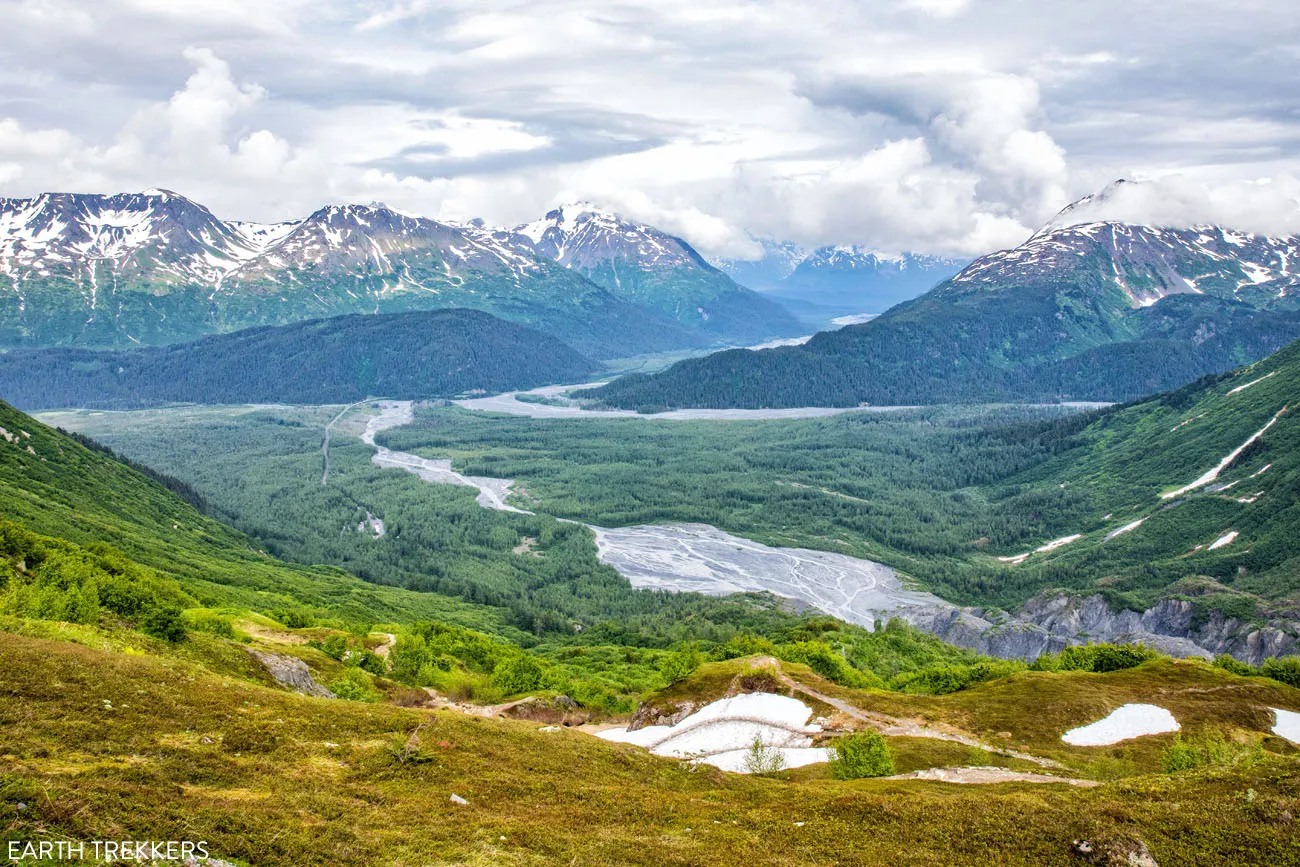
<box><xmin>1</xmin><ymin>0</ymin><xmax>1299</xmax><ymax>258</ymax></box>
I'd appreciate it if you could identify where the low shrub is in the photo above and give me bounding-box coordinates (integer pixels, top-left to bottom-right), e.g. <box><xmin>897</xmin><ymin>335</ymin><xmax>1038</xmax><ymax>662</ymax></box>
<box><xmin>1030</xmin><ymin>643</ymin><xmax>1156</xmax><ymax>673</ymax></box>
<box><xmin>183</xmin><ymin>610</ymin><xmax>235</xmax><ymax>639</ymax></box>
<box><xmin>1161</xmin><ymin>729</ymin><xmax>1262</xmax><ymax>774</ymax></box>
<box><xmin>1213</xmin><ymin>654</ymin><xmax>1255</xmax><ymax>676</ymax></box>
<box><xmin>829</xmin><ymin>731</ymin><xmax>895</xmax><ymax>779</ymax></box>
<box><xmin>658</xmin><ymin>644</ymin><xmax>702</xmax><ymax>686</ymax></box>
<box><xmin>742</xmin><ymin>735</ymin><xmax>787</xmax><ymax>776</ymax></box>
<box><xmin>1260</xmin><ymin>657</ymin><xmax>1300</xmax><ymax>689</ymax></box>
<box><xmin>330</xmin><ymin>667</ymin><xmax>380</xmax><ymax>702</ymax></box>
<box><xmin>888</xmin><ymin>660</ymin><xmax>1025</xmax><ymax>695</ymax></box>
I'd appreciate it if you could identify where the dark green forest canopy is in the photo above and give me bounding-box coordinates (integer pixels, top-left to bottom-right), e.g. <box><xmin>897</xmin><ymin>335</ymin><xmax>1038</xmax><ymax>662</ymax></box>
<box><xmin>584</xmin><ymin>290</ymin><xmax>1300</xmax><ymax>409</ymax></box>
<box><xmin>0</xmin><ymin>309</ymin><xmax>599</xmax><ymax>410</ymax></box>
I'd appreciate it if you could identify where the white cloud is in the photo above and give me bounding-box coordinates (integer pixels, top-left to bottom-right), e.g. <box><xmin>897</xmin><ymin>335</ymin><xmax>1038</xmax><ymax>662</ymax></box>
<box><xmin>0</xmin><ymin>1</ymin><xmax>1297</xmax><ymax>254</ymax></box>
<box><xmin>1051</xmin><ymin>175</ymin><xmax>1300</xmax><ymax>236</ymax></box>
<box><xmin>901</xmin><ymin>0</ymin><xmax>972</xmax><ymax>18</ymax></box>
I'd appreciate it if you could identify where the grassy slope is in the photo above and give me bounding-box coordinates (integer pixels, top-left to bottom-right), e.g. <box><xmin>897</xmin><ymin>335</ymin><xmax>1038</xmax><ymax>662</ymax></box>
<box><xmin>993</xmin><ymin>340</ymin><xmax>1300</xmax><ymax>609</ymax></box>
<box><xmin>0</xmin><ymin>398</ymin><xmax>517</xmax><ymax>634</ymax></box>
<box><xmin>4</xmin><ymin>635</ymin><xmax>1300</xmax><ymax>866</ymax></box>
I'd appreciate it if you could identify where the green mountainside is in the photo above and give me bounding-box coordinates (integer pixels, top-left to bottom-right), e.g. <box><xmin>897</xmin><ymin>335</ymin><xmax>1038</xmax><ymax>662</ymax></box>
<box><xmin>355</xmin><ymin>339</ymin><xmax>1300</xmax><ymax>623</ymax></box>
<box><xmin>584</xmin><ymin>216</ymin><xmax>1300</xmax><ymax>409</ymax></box>
<box><xmin>0</xmin><ymin>309</ymin><xmax>599</xmax><ymax>410</ymax></box>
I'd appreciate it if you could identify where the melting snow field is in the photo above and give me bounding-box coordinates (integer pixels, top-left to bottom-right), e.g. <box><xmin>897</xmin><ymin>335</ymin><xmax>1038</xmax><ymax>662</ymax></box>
<box><xmin>1061</xmin><ymin>704</ymin><xmax>1180</xmax><ymax>746</ymax></box>
<box><xmin>597</xmin><ymin>693</ymin><xmax>832</xmax><ymax>772</ymax></box>
<box><xmin>1161</xmin><ymin>407</ymin><xmax>1286</xmax><ymax>500</ymax></box>
<box><xmin>998</xmin><ymin>533</ymin><xmax>1084</xmax><ymax>565</ymax></box>
<box><xmin>1272</xmin><ymin>708</ymin><xmax>1300</xmax><ymax>744</ymax></box>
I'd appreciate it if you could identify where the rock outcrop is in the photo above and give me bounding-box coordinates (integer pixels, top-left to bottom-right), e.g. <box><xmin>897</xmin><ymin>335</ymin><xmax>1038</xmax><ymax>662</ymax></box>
<box><xmin>900</xmin><ymin>593</ymin><xmax>1298</xmax><ymax>665</ymax></box>
<box><xmin>248</xmin><ymin>650</ymin><xmax>336</xmax><ymax>698</ymax></box>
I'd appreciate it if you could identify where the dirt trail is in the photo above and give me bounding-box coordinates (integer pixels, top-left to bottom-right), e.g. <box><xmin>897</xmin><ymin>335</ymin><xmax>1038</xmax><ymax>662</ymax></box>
<box><xmin>887</xmin><ymin>766</ymin><xmax>1098</xmax><ymax>787</ymax></box>
<box><xmin>372</xmin><ymin>632</ymin><xmax>397</xmax><ymax>659</ymax></box>
<box><xmin>758</xmin><ymin>657</ymin><xmax>1067</xmax><ymax>770</ymax></box>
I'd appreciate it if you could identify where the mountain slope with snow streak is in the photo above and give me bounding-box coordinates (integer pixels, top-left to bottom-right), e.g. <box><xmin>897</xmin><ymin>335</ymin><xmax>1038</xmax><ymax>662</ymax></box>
<box><xmin>586</xmin><ymin>183</ymin><xmax>1300</xmax><ymax>409</ymax></box>
<box><xmin>512</xmin><ymin>203</ymin><xmax>804</xmax><ymax>343</ymax></box>
<box><xmin>0</xmin><ymin>192</ymin><xmax>702</xmax><ymax>357</ymax></box>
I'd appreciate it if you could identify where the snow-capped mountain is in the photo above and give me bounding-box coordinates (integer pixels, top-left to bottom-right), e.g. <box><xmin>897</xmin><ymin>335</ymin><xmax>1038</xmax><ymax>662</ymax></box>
<box><xmin>710</xmin><ymin>240</ymin><xmax>806</xmax><ymax>292</ymax></box>
<box><xmin>0</xmin><ymin>191</ymin><xmax>741</xmax><ymax>357</ymax></box>
<box><xmin>949</xmin><ymin>216</ymin><xmax>1299</xmax><ymax>311</ymax></box>
<box><xmin>511</xmin><ymin>203</ymin><xmax>803</xmax><ymax>342</ymax></box>
<box><xmin>584</xmin><ymin>184</ymin><xmax>1300</xmax><ymax>410</ymax></box>
<box><xmin>0</xmin><ymin>189</ymin><xmax>296</xmax><ymax>291</ymax></box>
<box><xmin>713</xmin><ymin>242</ymin><xmax>965</xmax><ymax>325</ymax></box>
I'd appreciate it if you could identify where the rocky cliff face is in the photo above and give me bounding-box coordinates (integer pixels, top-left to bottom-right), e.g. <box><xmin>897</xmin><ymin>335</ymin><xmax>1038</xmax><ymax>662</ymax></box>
<box><xmin>902</xmin><ymin>593</ymin><xmax>1298</xmax><ymax>665</ymax></box>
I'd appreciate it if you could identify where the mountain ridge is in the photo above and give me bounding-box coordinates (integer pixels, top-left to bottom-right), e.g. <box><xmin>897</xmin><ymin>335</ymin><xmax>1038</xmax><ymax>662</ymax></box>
<box><xmin>585</xmin><ymin>188</ymin><xmax>1300</xmax><ymax>409</ymax></box>
<box><xmin>0</xmin><ymin>308</ymin><xmax>599</xmax><ymax>409</ymax></box>
<box><xmin>0</xmin><ymin>191</ymin><xmax>800</xmax><ymax>357</ymax></box>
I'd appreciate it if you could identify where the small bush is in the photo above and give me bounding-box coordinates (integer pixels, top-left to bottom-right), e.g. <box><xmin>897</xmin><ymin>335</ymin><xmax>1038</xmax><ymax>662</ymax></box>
<box><xmin>355</xmin><ymin>649</ymin><xmax>387</xmax><ymax>676</ymax></box>
<box><xmin>778</xmin><ymin>641</ymin><xmax>882</xmax><ymax>689</ymax></box>
<box><xmin>139</xmin><ymin>605</ymin><xmax>187</xmax><ymax>642</ymax></box>
<box><xmin>658</xmin><ymin>644</ymin><xmax>702</xmax><ymax>685</ymax></box>
<box><xmin>491</xmin><ymin>654</ymin><xmax>544</xmax><ymax>695</ymax></box>
<box><xmin>714</xmin><ymin>633</ymin><xmax>777</xmax><ymax>660</ymax></box>
<box><xmin>829</xmin><ymin>731</ymin><xmax>895</xmax><ymax>779</ymax></box>
<box><xmin>330</xmin><ymin>667</ymin><xmax>380</xmax><ymax>702</ymax></box>
<box><xmin>318</xmin><ymin>634</ymin><xmax>349</xmax><ymax>660</ymax></box>
<box><xmin>888</xmin><ymin>660</ymin><xmax>1025</xmax><ymax>695</ymax></box>
<box><xmin>183</xmin><ymin>610</ymin><xmax>235</xmax><ymax>639</ymax></box>
<box><xmin>1031</xmin><ymin>643</ymin><xmax>1156</xmax><ymax>673</ymax></box>
<box><xmin>270</xmin><ymin>609</ymin><xmax>314</xmax><ymax>629</ymax></box>
<box><xmin>1161</xmin><ymin>729</ymin><xmax>1262</xmax><ymax>774</ymax></box>
<box><xmin>1260</xmin><ymin>657</ymin><xmax>1300</xmax><ymax>689</ymax></box>
<box><xmin>742</xmin><ymin>735</ymin><xmax>787</xmax><ymax>776</ymax></box>
<box><xmin>1213</xmin><ymin>654</ymin><xmax>1255</xmax><ymax>676</ymax></box>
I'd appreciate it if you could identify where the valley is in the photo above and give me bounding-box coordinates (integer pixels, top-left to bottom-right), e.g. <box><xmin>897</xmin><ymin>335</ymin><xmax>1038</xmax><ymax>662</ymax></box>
<box><xmin>7</xmin><ymin>4</ymin><xmax>1300</xmax><ymax>862</ymax></box>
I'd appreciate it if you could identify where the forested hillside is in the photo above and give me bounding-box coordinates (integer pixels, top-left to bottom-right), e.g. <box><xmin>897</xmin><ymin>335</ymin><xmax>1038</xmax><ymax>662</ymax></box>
<box><xmin>585</xmin><ymin>293</ymin><xmax>1300</xmax><ymax>409</ymax></box>
<box><xmin>370</xmin><ymin>338</ymin><xmax>1300</xmax><ymax>620</ymax></box>
<box><xmin>0</xmin><ymin>310</ymin><xmax>599</xmax><ymax>410</ymax></box>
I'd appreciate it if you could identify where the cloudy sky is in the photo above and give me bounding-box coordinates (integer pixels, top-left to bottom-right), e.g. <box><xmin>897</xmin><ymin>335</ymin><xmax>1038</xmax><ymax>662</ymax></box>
<box><xmin>2</xmin><ymin>0</ymin><xmax>1299</xmax><ymax>257</ymax></box>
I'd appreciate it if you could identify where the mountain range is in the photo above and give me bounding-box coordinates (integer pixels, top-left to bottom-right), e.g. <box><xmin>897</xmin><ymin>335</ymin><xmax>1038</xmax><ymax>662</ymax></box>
<box><xmin>586</xmin><ymin>186</ymin><xmax>1300</xmax><ymax>409</ymax></box>
<box><xmin>713</xmin><ymin>241</ymin><xmax>965</xmax><ymax>326</ymax></box>
<box><xmin>0</xmin><ymin>191</ymin><xmax>803</xmax><ymax>359</ymax></box>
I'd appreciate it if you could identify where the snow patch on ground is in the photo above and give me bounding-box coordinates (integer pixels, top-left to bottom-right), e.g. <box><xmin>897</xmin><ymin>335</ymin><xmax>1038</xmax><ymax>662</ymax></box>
<box><xmin>1272</xmin><ymin>708</ymin><xmax>1300</xmax><ymax>744</ymax></box>
<box><xmin>1104</xmin><ymin>519</ymin><xmax>1146</xmax><ymax>541</ymax></box>
<box><xmin>1061</xmin><ymin>704</ymin><xmax>1180</xmax><ymax>746</ymax></box>
<box><xmin>1161</xmin><ymin>408</ymin><xmax>1286</xmax><ymax>499</ymax></box>
<box><xmin>998</xmin><ymin>533</ymin><xmax>1084</xmax><ymax>565</ymax></box>
<box><xmin>1227</xmin><ymin>371</ymin><xmax>1277</xmax><ymax>395</ymax></box>
<box><xmin>597</xmin><ymin>693</ymin><xmax>831</xmax><ymax>773</ymax></box>
<box><xmin>1207</xmin><ymin>530</ymin><xmax>1239</xmax><ymax>550</ymax></box>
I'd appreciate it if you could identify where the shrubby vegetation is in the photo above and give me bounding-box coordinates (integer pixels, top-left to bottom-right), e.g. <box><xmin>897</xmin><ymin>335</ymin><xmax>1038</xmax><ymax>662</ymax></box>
<box><xmin>1030</xmin><ymin>643</ymin><xmax>1157</xmax><ymax>673</ymax></box>
<box><xmin>888</xmin><ymin>660</ymin><xmax>1027</xmax><ymax>695</ymax></box>
<box><xmin>1161</xmin><ymin>729</ymin><xmax>1263</xmax><ymax>774</ymax></box>
<box><xmin>0</xmin><ymin>520</ymin><xmax>192</xmax><ymax>642</ymax></box>
<box><xmin>1213</xmin><ymin>653</ymin><xmax>1300</xmax><ymax>689</ymax></box>
<box><xmin>829</xmin><ymin>731</ymin><xmax>895</xmax><ymax>779</ymax></box>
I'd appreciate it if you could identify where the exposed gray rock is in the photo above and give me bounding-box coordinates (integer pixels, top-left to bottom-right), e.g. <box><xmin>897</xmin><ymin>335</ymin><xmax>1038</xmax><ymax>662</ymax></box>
<box><xmin>248</xmin><ymin>650</ymin><xmax>336</xmax><ymax>698</ymax></box>
<box><xmin>899</xmin><ymin>593</ymin><xmax>1298</xmax><ymax>665</ymax></box>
